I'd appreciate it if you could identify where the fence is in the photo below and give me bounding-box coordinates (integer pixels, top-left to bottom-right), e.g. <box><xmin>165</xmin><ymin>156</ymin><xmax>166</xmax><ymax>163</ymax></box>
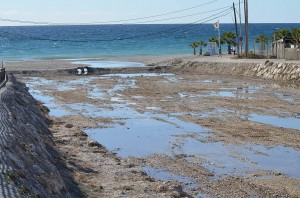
<box><xmin>285</xmin><ymin>48</ymin><xmax>300</xmax><ymax>60</ymax></box>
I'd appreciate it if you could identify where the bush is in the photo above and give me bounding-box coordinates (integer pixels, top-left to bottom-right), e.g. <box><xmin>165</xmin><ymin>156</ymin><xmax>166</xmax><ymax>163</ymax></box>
<box><xmin>238</xmin><ymin>53</ymin><xmax>266</xmax><ymax>59</ymax></box>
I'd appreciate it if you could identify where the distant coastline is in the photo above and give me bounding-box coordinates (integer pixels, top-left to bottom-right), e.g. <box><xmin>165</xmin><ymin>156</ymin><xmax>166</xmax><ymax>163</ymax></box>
<box><xmin>0</xmin><ymin>23</ymin><xmax>299</xmax><ymax>61</ymax></box>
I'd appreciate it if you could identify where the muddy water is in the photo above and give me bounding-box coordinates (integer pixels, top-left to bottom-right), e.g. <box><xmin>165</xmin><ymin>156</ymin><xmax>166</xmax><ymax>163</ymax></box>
<box><xmin>23</xmin><ymin>73</ymin><xmax>300</xmax><ymax>189</ymax></box>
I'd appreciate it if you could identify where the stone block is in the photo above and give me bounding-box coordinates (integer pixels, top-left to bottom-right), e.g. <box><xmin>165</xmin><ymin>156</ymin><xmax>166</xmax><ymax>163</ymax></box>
<box><xmin>270</xmin><ymin>67</ymin><xmax>276</xmax><ymax>74</ymax></box>
<box><xmin>256</xmin><ymin>71</ymin><xmax>263</xmax><ymax>76</ymax></box>
<box><xmin>282</xmin><ymin>75</ymin><xmax>288</xmax><ymax>81</ymax></box>
<box><xmin>277</xmin><ymin>63</ymin><xmax>283</xmax><ymax>68</ymax></box>
<box><xmin>281</xmin><ymin>64</ymin><xmax>287</xmax><ymax>72</ymax></box>
<box><xmin>266</xmin><ymin>62</ymin><xmax>274</xmax><ymax>67</ymax></box>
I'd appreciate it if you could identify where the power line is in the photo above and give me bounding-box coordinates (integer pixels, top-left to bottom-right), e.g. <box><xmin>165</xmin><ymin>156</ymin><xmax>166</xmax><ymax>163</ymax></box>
<box><xmin>123</xmin><ymin>6</ymin><xmax>231</xmax><ymax>24</ymax></box>
<box><xmin>0</xmin><ymin>0</ymin><xmax>220</xmax><ymax>25</ymax></box>
<box><xmin>90</xmin><ymin>0</ymin><xmax>220</xmax><ymax>24</ymax></box>
<box><xmin>0</xmin><ymin>6</ymin><xmax>230</xmax><ymax>26</ymax></box>
<box><xmin>0</xmin><ymin>8</ymin><xmax>233</xmax><ymax>43</ymax></box>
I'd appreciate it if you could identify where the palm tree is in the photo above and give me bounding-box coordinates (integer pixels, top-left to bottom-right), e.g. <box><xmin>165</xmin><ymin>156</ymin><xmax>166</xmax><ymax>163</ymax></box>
<box><xmin>291</xmin><ymin>28</ymin><xmax>300</xmax><ymax>48</ymax></box>
<box><xmin>255</xmin><ymin>34</ymin><xmax>269</xmax><ymax>55</ymax></box>
<box><xmin>221</xmin><ymin>32</ymin><xmax>237</xmax><ymax>54</ymax></box>
<box><xmin>208</xmin><ymin>36</ymin><xmax>224</xmax><ymax>47</ymax></box>
<box><xmin>190</xmin><ymin>42</ymin><xmax>198</xmax><ymax>55</ymax></box>
<box><xmin>272</xmin><ymin>29</ymin><xmax>291</xmax><ymax>41</ymax></box>
<box><xmin>197</xmin><ymin>40</ymin><xmax>206</xmax><ymax>55</ymax></box>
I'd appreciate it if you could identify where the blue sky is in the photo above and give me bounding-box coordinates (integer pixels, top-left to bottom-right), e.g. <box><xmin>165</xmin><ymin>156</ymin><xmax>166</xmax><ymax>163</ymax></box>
<box><xmin>0</xmin><ymin>0</ymin><xmax>299</xmax><ymax>25</ymax></box>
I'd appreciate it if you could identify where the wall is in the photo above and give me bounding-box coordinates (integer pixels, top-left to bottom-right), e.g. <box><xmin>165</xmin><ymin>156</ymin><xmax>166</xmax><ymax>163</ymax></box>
<box><xmin>285</xmin><ymin>48</ymin><xmax>300</xmax><ymax>60</ymax></box>
<box><xmin>0</xmin><ymin>75</ymin><xmax>82</xmax><ymax>197</ymax></box>
<box><xmin>252</xmin><ymin>61</ymin><xmax>300</xmax><ymax>83</ymax></box>
<box><xmin>175</xmin><ymin>60</ymin><xmax>300</xmax><ymax>85</ymax></box>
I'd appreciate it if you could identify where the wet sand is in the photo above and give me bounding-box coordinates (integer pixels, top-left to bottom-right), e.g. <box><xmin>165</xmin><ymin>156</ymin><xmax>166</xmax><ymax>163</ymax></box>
<box><xmin>17</xmin><ymin>58</ymin><xmax>300</xmax><ymax>197</ymax></box>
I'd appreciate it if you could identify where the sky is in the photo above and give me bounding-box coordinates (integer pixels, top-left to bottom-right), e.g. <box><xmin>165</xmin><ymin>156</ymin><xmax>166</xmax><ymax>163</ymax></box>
<box><xmin>0</xmin><ymin>0</ymin><xmax>299</xmax><ymax>26</ymax></box>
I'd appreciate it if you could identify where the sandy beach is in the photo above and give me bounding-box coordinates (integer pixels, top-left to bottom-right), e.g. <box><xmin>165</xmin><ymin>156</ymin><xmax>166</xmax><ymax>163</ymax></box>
<box><xmin>5</xmin><ymin>54</ymin><xmax>300</xmax><ymax>72</ymax></box>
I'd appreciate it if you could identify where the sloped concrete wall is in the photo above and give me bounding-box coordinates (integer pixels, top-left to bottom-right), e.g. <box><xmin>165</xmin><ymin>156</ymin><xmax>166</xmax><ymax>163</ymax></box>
<box><xmin>252</xmin><ymin>61</ymin><xmax>300</xmax><ymax>83</ymax></box>
<box><xmin>0</xmin><ymin>74</ymin><xmax>82</xmax><ymax>197</ymax></box>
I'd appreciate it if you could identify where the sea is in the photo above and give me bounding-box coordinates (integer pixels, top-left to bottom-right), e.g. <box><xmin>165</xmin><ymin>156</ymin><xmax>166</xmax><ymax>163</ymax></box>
<box><xmin>0</xmin><ymin>23</ymin><xmax>299</xmax><ymax>61</ymax></box>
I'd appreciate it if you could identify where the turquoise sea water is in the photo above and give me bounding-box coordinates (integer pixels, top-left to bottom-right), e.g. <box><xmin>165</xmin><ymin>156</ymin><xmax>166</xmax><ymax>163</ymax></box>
<box><xmin>0</xmin><ymin>23</ymin><xmax>299</xmax><ymax>61</ymax></box>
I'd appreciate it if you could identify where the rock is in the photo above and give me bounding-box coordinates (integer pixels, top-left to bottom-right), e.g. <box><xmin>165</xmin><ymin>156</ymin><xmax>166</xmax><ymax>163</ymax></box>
<box><xmin>281</xmin><ymin>64</ymin><xmax>287</xmax><ymax>71</ymax></box>
<box><xmin>290</xmin><ymin>74</ymin><xmax>298</xmax><ymax>79</ymax></box>
<box><xmin>88</xmin><ymin>140</ymin><xmax>103</xmax><ymax>147</ymax></box>
<box><xmin>270</xmin><ymin>67</ymin><xmax>276</xmax><ymax>74</ymax></box>
<box><xmin>266</xmin><ymin>61</ymin><xmax>274</xmax><ymax>67</ymax></box>
<box><xmin>277</xmin><ymin>63</ymin><xmax>283</xmax><ymax>68</ymax></box>
<box><xmin>169</xmin><ymin>185</ymin><xmax>189</xmax><ymax>197</ymax></box>
<box><xmin>65</xmin><ymin>124</ymin><xmax>74</xmax><ymax>128</ymax></box>
<box><xmin>75</xmin><ymin>131</ymin><xmax>88</xmax><ymax>137</ymax></box>
<box><xmin>272</xmin><ymin>68</ymin><xmax>279</xmax><ymax>75</ymax></box>
<box><xmin>256</xmin><ymin>70</ymin><xmax>264</xmax><ymax>77</ymax></box>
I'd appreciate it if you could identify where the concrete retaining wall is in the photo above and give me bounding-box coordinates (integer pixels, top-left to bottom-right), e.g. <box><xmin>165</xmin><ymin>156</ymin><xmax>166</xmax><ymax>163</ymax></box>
<box><xmin>0</xmin><ymin>75</ymin><xmax>82</xmax><ymax>197</ymax></box>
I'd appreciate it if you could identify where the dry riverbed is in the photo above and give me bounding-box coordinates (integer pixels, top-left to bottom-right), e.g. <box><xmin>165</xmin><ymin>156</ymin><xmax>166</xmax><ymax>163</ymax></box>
<box><xmin>17</xmin><ymin>65</ymin><xmax>300</xmax><ymax>197</ymax></box>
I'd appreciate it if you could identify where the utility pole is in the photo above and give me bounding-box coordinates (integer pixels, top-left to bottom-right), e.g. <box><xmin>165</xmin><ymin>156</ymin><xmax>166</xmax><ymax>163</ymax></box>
<box><xmin>244</xmin><ymin>0</ymin><xmax>249</xmax><ymax>57</ymax></box>
<box><xmin>233</xmin><ymin>3</ymin><xmax>239</xmax><ymax>56</ymax></box>
<box><xmin>239</xmin><ymin>0</ymin><xmax>243</xmax><ymax>54</ymax></box>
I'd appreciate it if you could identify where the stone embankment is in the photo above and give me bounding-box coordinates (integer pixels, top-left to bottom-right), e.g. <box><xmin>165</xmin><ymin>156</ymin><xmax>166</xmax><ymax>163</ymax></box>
<box><xmin>0</xmin><ymin>74</ymin><xmax>82</xmax><ymax>197</ymax></box>
<box><xmin>252</xmin><ymin>61</ymin><xmax>300</xmax><ymax>83</ymax></box>
<box><xmin>171</xmin><ymin>59</ymin><xmax>300</xmax><ymax>85</ymax></box>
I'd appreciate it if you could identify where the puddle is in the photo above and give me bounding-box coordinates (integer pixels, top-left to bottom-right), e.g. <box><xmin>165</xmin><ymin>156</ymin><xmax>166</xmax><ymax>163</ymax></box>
<box><xmin>142</xmin><ymin>167</ymin><xmax>198</xmax><ymax>191</ymax></box>
<box><xmin>195</xmin><ymin>86</ymin><xmax>260</xmax><ymax>99</ymax></box>
<box><xmin>66</xmin><ymin>103</ymin><xmax>138</xmax><ymax>119</ymax></box>
<box><xmin>249</xmin><ymin>114</ymin><xmax>300</xmax><ymax>131</ymax></box>
<box><xmin>84</xmin><ymin>109</ymin><xmax>209</xmax><ymax>157</ymax></box>
<box><xmin>28</xmin><ymin>89</ymin><xmax>72</xmax><ymax>117</ymax></box>
<box><xmin>68</xmin><ymin>77</ymin><xmax>97</xmax><ymax>84</ymax></box>
<box><xmin>101</xmin><ymin>73</ymin><xmax>174</xmax><ymax>78</ymax></box>
<box><xmin>73</xmin><ymin>61</ymin><xmax>145</xmax><ymax>68</ymax></box>
<box><xmin>202</xmin><ymin>79</ymin><xmax>223</xmax><ymax>83</ymax></box>
<box><xmin>29</xmin><ymin>89</ymin><xmax>53</xmax><ymax>103</ymax></box>
<box><xmin>146</xmin><ymin>107</ymin><xmax>161</xmax><ymax>111</ymax></box>
<box><xmin>88</xmin><ymin>85</ymin><xmax>105</xmax><ymax>99</ymax></box>
<box><xmin>208</xmin><ymin>91</ymin><xmax>236</xmax><ymax>97</ymax></box>
<box><xmin>165</xmin><ymin>76</ymin><xmax>179</xmax><ymax>83</ymax></box>
<box><xmin>132</xmin><ymin>96</ymin><xmax>146</xmax><ymax>99</ymax></box>
<box><xmin>239</xmin><ymin>144</ymin><xmax>300</xmax><ymax>178</ymax></box>
<box><xmin>172</xmin><ymin>137</ymin><xmax>257</xmax><ymax>177</ymax></box>
<box><xmin>178</xmin><ymin>93</ymin><xmax>189</xmax><ymax>98</ymax></box>
<box><xmin>274</xmin><ymin>93</ymin><xmax>297</xmax><ymax>103</ymax></box>
<box><xmin>82</xmin><ymin>101</ymin><xmax>300</xmax><ymax>178</ymax></box>
<box><xmin>26</xmin><ymin>77</ymin><xmax>54</xmax><ymax>86</ymax></box>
